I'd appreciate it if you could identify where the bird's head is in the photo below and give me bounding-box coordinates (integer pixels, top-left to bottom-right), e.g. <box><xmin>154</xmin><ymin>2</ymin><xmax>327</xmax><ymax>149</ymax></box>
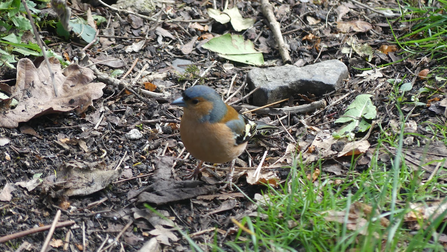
<box><xmin>171</xmin><ymin>85</ymin><xmax>227</xmax><ymax>123</ymax></box>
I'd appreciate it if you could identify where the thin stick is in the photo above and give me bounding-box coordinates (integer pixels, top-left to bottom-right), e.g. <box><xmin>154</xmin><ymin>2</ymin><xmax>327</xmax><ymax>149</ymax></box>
<box><xmin>224</xmin><ymin>82</ymin><xmax>246</xmax><ymax>103</ymax></box>
<box><xmin>229</xmin><ymin>86</ymin><xmax>260</xmax><ymax>105</ymax></box>
<box><xmin>260</xmin><ymin>0</ymin><xmax>291</xmax><ymax>63</ymax></box>
<box><xmin>0</xmin><ymin>221</ymin><xmax>75</xmax><ymax>243</ymax></box>
<box><xmin>192</xmin><ymin>61</ymin><xmax>216</xmax><ymax>86</ymax></box>
<box><xmin>122</xmin><ymin>58</ymin><xmax>139</xmax><ymax>80</ymax></box>
<box><xmin>40</xmin><ymin>210</ymin><xmax>62</xmax><ymax>252</ymax></box>
<box><xmin>226</xmin><ymin>74</ymin><xmax>238</xmax><ymax>98</ymax></box>
<box><xmin>63</xmin><ymin>230</ymin><xmax>71</xmax><ymax>251</ymax></box>
<box><xmin>253</xmin><ymin>150</ymin><xmax>268</xmax><ymax>181</ymax></box>
<box><xmin>242</xmin><ymin>98</ymin><xmax>289</xmax><ymax>114</ymax></box>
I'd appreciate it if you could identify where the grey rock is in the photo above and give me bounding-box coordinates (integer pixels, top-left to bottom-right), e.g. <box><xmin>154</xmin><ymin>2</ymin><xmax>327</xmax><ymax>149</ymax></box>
<box><xmin>247</xmin><ymin>60</ymin><xmax>348</xmax><ymax>105</ymax></box>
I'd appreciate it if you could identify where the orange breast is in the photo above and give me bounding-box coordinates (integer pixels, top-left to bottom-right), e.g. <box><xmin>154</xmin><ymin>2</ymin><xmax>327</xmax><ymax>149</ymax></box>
<box><xmin>180</xmin><ymin>118</ymin><xmax>247</xmax><ymax>163</ymax></box>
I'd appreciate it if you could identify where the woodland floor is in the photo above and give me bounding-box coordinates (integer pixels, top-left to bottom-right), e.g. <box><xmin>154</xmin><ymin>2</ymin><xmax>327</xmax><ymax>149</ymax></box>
<box><xmin>0</xmin><ymin>0</ymin><xmax>445</xmax><ymax>251</ymax></box>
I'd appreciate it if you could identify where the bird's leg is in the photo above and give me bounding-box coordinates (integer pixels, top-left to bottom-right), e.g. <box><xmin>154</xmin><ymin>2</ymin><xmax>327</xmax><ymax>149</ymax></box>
<box><xmin>220</xmin><ymin>159</ymin><xmax>236</xmax><ymax>190</ymax></box>
<box><xmin>184</xmin><ymin>160</ymin><xmax>204</xmax><ymax>179</ymax></box>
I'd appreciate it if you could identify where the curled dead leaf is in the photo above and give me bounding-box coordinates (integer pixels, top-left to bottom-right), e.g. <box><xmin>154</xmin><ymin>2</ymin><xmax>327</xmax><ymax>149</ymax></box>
<box><xmin>0</xmin><ymin>58</ymin><xmax>105</xmax><ymax>128</ymax></box>
<box><xmin>418</xmin><ymin>69</ymin><xmax>430</xmax><ymax>79</ymax></box>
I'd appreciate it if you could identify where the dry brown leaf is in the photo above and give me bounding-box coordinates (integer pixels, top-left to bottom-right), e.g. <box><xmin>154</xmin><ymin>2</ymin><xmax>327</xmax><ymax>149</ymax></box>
<box><xmin>337</xmin><ymin>20</ymin><xmax>372</xmax><ymax>33</ymax></box>
<box><xmin>50</xmin><ymin>238</ymin><xmax>64</xmax><ymax>248</ymax></box>
<box><xmin>303</xmin><ymin>131</ymin><xmax>338</xmax><ymax>162</ymax></box>
<box><xmin>0</xmin><ymin>58</ymin><xmax>105</xmax><ymax>128</ymax></box>
<box><xmin>246</xmin><ymin>170</ymin><xmax>280</xmax><ymax>187</ymax></box>
<box><xmin>189</xmin><ymin>22</ymin><xmax>207</xmax><ymax>32</ymax></box>
<box><xmin>0</xmin><ymin>183</ymin><xmax>15</xmax><ymax>202</ymax></box>
<box><xmin>149</xmin><ymin>225</ymin><xmax>179</xmax><ymax>246</ymax></box>
<box><xmin>324</xmin><ymin>202</ymin><xmax>388</xmax><ymax>237</ymax></box>
<box><xmin>306</xmin><ymin>16</ymin><xmax>320</xmax><ymax>25</ymax></box>
<box><xmin>418</xmin><ymin>69</ymin><xmax>430</xmax><ymax>79</ymax></box>
<box><xmin>42</xmin><ymin>160</ymin><xmax>121</xmax><ymax>197</ymax></box>
<box><xmin>181</xmin><ymin>36</ymin><xmax>198</xmax><ymax>55</ymax></box>
<box><xmin>406</xmin><ymin>200</ymin><xmax>447</xmax><ymax>222</ymax></box>
<box><xmin>144</xmin><ymin>82</ymin><xmax>157</xmax><ymax>91</ymax></box>
<box><xmin>198</xmin><ymin>33</ymin><xmax>214</xmax><ymax>40</ymax></box>
<box><xmin>378</xmin><ymin>44</ymin><xmax>398</xmax><ymax>55</ymax></box>
<box><xmin>335</xmin><ymin>4</ymin><xmax>350</xmax><ymax>21</ymax></box>
<box><xmin>337</xmin><ymin>139</ymin><xmax>370</xmax><ymax>157</ymax></box>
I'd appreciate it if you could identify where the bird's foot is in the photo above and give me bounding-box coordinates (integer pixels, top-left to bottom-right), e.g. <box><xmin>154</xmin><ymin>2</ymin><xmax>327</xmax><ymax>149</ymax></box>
<box><xmin>184</xmin><ymin>161</ymin><xmax>204</xmax><ymax>180</ymax></box>
<box><xmin>219</xmin><ymin>159</ymin><xmax>236</xmax><ymax>190</ymax></box>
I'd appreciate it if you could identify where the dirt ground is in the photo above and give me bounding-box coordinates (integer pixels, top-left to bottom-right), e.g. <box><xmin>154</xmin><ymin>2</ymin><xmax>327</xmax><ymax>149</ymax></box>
<box><xmin>0</xmin><ymin>0</ymin><xmax>444</xmax><ymax>251</ymax></box>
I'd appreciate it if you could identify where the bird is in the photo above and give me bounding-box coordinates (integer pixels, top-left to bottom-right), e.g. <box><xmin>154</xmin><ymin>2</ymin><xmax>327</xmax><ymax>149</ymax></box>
<box><xmin>171</xmin><ymin>85</ymin><xmax>258</xmax><ymax>188</ymax></box>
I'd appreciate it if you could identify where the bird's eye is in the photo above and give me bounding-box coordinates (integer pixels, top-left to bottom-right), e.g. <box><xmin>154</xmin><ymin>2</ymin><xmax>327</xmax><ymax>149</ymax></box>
<box><xmin>192</xmin><ymin>99</ymin><xmax>199</xmax><ymax>104</ymax></box>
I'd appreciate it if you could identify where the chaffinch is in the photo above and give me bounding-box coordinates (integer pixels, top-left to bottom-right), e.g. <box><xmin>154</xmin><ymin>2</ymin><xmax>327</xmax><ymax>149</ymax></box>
<box><xmin>171</xmin><ymin>85</ymin><xmax>258</xmax><ymax>186</ymax></box>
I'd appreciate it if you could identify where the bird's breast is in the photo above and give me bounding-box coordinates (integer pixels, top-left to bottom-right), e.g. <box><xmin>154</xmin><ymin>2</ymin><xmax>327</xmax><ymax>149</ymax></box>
<box><xmin>180</xmin><ymin>118</ymin><xmax>247</xmax><ymax>163</ymax></box>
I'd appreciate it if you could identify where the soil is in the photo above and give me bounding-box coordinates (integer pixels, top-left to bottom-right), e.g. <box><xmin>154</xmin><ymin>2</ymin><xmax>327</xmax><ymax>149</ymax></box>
<box><xmin>0</xmin><ymin>0</ymin><xmax>445</xmax><ymax>251</ymax></box>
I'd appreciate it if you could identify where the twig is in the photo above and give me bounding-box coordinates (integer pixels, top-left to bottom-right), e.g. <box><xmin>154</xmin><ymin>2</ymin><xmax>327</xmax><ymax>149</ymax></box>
<box><xmin>96</xmin><ymin>234</ymin><xmax>109</xmax><ymax>252</ymax></box>
<box><xmin>305</xmin><ymin>90</ymin><xmax>354</xmax><ymax>122</ymax></box>
<box><xmin>253</xmin><ymin>150</ymin><xmax>268</xmax><ymax>181</ymax></box>
<box><xmin>82</xmin><ymin>222</ymin><xmax>86</xmax><ymax>252</ymax></box>
<box><xmin>260</xmin><ymin>0</ymin><xmax>291</xmax><ymax>64</ymax></box>
<box><xmin>82</xmin><ymin>29</ymin><xmax>99</xmax><ymax>51</ymax></box>
<box><xmin>228</xmin><ymin>86</ymin><xmax>260</xmax><ymax>105</ymax></box>
<box><xmin>0</xmin><ymin>221</ymin><xmax>75</xmax><ymax>243</ymax></box>
<box><xmin>192</xmin><ymin>61</ymin><xmax>217</xmax><ymax>86</ymax></box>
<box><xmin>63</xmin><ymin>230</ymin><xmax>71</xmax><ymax>251</ymax></box>
<box><xmin>114</xmin><ymin>151</ymin><xmax>127</xmax><ymax>170</ymax></box>
<box><xmin>99</xmin><ymin>220</ymin><xmax>133</xmax><ymax>252</ymax></box>
<box><xmin>122</xmin><ymin>58</ymin><xmax>139</xmax><ymax>80</ymax></box>
<box><xmin>40</xmin><ymin>210</ymin><xmax>62</xmax><ymax>252</ymax></box>
<box><xmin>21</xmin><ymin>0</ymin><xmax>57</xmax><ymax>96</ymax></box>
<box><xmin>225</xmin><ymin>82</ymin><xmax>246</xmax><ymax>103</ymax></box>
<box><xmin>226</xmin><ymin>74</ymin><xmax>237</xmax><ymax>98</ymax></box>
<box><xmin>242</xmin><ymin>98</ymin><xmax>289</xmax><ymax>114</ymax></box>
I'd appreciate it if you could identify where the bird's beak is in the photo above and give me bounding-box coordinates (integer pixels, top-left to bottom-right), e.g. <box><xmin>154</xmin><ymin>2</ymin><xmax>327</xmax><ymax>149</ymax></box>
<box><xmin>171</xmin><ymin>97</ymin><xmax>186</xmax><ymax>107</ymax></box>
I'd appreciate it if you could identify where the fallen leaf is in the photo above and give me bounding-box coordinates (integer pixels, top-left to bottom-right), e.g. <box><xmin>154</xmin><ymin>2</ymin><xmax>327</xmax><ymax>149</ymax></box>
<box><xmin>50</xmin><ymin>238</ymin><xmax>64</xmax><ymax>248</ymax></box>
<box><xmin>418</xmin><ymin>69</ymin><xmax>430</xmax><ymax>79</ymax></box>
<box><xmin>180</xmin><ymin>36</ymin><xmax>198</xmax><ymax>55</ymax></box>
<box><xmin>246</xmin><ymin>170</ymin><xmax>280</xmax><ymax>187</ymax></box>
<box><xmin>42</xmin><ymin>160</ymin><xmax>121</xmax><ymax>197</ymax></box>
<box><xmin>149</xmin><ymin>225</ymin><xmax>179</xmax><ymax>246</ymax></box>
<box><xmin>337</xmin><ymin>139</ymin><xmax>370</xmax><ymax>157</ymax></box>
<box><xmin>144</xmin><ymin>82</ymin><xmax>157</xmax><ymax>91</ymax></box>
<box><xmin>0</xmin><ymin>58</ymin><xmax>105</xmax><ymax>128</ymax></box>
<box><xmin>406</xmin><ymin>200</ymin><xmax>447</xmax><ymax>222</ymax></box>
<box><xmin>378</xmin><ymin>44</ymin><xmax>398</xmax><ymax>55</ymax></box>
<box><xmin>0</xmin><ymin>183</ymin><xmax>15</xmax><ymax>202</ymax></box>
<box><xmin>337</xmin><ymin>20</ymin><xmax>372</xmax><ymax>33</ymax></box>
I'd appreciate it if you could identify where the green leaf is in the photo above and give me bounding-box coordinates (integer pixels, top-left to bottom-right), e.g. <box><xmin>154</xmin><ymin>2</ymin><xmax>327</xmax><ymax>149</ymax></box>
<box><xmin>333</xmin><ymin>94</ymin><xmax>377</xmax><ymax>139</ymax></box>
<box><xmin>111</xmin><ymin>69</ymin><xmax>124</xmax><ymax>78</ymax></box>
<box><xmin>1</xmin><ymin>33</ymin><xmax>21</xmax><ymax>43</ymax></box>
<box><xmin>400</xmin><ymin>82</ymin><xmax>413</xmax><ymax>92</ymax></box>
<box><xmin>70</xmin><ymin>19</ymin><xmax>97</xmax><ymax>43</ymax></box>
<box><xmin>0</xmin><ymin>0</ymin><xmax>14</xmax><ymax>10</ymax></box>
<box><xmin>207</xmin><ymin>7</ymin><xmax>255</xmax><ymax>32</ymax></box>
<box><xmin>223</xmin><ymin>7</ymin><xmax>255</xmax><ymax>32</ymax></box>
<box><xmin>0</xmin><ymin>49</ymin><xmax>17</xmax><ymax>69</ymax></box>
<box><xmin>202</xmin><ymin>34</ymin><xmax>264</xmax><ymax>66</ymax></box>
<box><xmin>11</xmin><ymin>15</ymin><xmax>32</xmax><ymax>30</ymax></box>
<box><xmin>93</xmin><ymin>15</ymin><xmax>107</xmax><ymax>25</ymax></box>
<box><xmin>56</xmin><ymin>21</ymin><xmax>70</xmax><ymax>39</ymax></box>
<box><xmin>13</xmin><ymin>46</ymin><xmax>41</xmax><ymax>56</ymax></box>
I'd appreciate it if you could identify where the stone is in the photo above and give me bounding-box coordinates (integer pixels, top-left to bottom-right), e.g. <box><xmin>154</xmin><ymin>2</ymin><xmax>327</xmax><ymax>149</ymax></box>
<box><xmin>247</xmin><ymin>60</ymin><xmax>349</xmax><ymax>106</ymax></box>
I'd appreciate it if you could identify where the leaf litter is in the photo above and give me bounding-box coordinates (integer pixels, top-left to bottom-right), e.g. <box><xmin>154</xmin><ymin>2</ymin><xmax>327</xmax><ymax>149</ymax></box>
<box><xmin>1</xmin><ymin>0</ymin><xmax>447</xmax><ymax>250</ymax></box>
<box><xmin>0</xmin><ymin>58</ymin><xmax>105</xmax><ymax>128</ymax></box>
